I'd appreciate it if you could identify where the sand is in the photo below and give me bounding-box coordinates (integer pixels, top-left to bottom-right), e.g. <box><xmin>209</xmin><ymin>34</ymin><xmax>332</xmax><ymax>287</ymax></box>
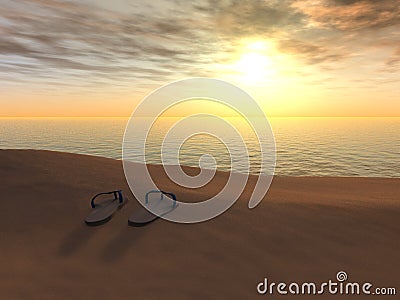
<box><xmin>0</xmin><ymin>149</ymin><xmax>398</xmax><ymax>299</ymax></box>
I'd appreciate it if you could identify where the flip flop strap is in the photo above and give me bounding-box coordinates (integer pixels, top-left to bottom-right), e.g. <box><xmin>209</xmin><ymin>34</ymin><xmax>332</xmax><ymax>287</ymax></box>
<box><xmin>90</xmin><ymin>190</ymin><xmax>123</xmax><ymax>208</ymax></box>
<box><xmin>145</xmin><ymin>190</ymin><xmax>177</xmax><ymax>208</ymax></box>
<box><xmin>161</xmin><ymin>191</ymin><xmax>177</xmax><ymax>208</ymax></box>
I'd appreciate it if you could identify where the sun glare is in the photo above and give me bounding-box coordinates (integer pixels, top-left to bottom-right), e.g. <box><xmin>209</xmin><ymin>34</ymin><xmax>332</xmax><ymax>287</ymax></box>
<box><xmin>233</xmin><ymin>40</ymin><xmax>275</xmax><ymax>84</ymax></box>
<box><xmin>236</xmin><ymin>52</ymin><xmax>272</xmax><ymax>82</ymax></box>
<box><xmin>246</xmin><ymin>40</ymin><xmax>268</xmax><ymax>51</ymax></box>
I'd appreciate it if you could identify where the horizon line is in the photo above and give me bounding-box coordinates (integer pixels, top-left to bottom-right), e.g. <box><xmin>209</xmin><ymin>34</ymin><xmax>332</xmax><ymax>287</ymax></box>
<box><xmin>0</xmin><ymin>116</ymin><xmax>399</xmax><ymax>118</ymax></box>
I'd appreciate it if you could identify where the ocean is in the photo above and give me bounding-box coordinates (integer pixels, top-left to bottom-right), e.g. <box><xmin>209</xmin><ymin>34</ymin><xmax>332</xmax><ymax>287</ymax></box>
<box><xmin>0</xmin><ymin>117</ymin><xmax>399</xmax><ymax>177</ymax></box>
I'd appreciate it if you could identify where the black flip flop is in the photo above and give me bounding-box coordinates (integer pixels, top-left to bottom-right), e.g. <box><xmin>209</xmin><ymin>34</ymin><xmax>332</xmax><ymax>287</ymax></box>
<box><xmin>128</xmin><ymin>190</ymin><xmax>177</xmax><ymax>227</ymax></box>
<box><xmin>85</xmin><ymin>190</ymin><xmax>126</xmax><ymax>226</ymax></box>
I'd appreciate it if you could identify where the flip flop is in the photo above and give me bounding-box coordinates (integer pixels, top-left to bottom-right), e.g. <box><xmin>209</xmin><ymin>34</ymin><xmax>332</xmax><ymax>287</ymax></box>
<box><xmin>128</xmin><ymin>190</ymin><xmax>178</xmax><ymax>227</ymax></box>
<box><xmin>85</xmin><ymin>190</ymin><xmax>126</xmax><ymax>226</ymax></box>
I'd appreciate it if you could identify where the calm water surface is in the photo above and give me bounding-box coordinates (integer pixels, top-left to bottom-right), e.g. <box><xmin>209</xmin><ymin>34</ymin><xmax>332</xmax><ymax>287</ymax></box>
<box><xmin>0</xmin><ymin>117</ymin><xmax>399</xmax><ymax>177</ymax></box>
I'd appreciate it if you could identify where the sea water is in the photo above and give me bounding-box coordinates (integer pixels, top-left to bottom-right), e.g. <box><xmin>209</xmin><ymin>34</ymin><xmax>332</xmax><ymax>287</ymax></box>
<box><xmin>0</xmin><ymin>117</ymin><xmax>399</xmax><ymax>177</ymax></box>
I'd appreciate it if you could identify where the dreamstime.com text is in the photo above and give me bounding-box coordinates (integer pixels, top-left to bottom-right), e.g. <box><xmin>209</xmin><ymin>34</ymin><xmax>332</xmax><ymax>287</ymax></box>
<box><xmin>257</xmin><ymin>271</ymin><xmax>396</xmax><ymax>296</ymax></box>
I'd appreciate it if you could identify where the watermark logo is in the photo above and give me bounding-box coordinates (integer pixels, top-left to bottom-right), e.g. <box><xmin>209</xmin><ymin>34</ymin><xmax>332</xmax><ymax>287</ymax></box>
<box><xmin>257</xmin><ymin>271</ymin><xmax>397</xmax><ymax>296</ymax></box>
<box><xmin>122</xmin><ymin>78</ymin><xmax>276</xmax><ymax>223</ymax></box>
<box><xmin>336</xmin><ymin>271</ymin><xmax>347</xmax><ymax>282</ymax></box>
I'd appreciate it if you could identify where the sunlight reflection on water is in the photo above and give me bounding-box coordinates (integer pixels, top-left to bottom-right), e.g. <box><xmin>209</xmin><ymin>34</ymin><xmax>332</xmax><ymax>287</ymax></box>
<box><xmin>0</xmin><ymin>117</ymin><xmax>399</xmax><ymax>177</ymax></box>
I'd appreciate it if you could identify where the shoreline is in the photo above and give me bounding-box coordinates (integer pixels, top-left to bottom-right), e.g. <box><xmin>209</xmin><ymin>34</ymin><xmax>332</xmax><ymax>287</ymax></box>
<box><xmin>1</xmin><ymin>148</ymin><xmax>399</xmax><ymax>179</ymax></box>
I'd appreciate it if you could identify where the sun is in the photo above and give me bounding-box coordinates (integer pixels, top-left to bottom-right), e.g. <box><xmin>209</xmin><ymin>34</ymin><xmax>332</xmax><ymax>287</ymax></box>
<box><xmin>234</xmin><ymin>41</ymin><xmax>275</xmax><ymax>83</ymax></box>
<box><xmin>236</xmin><ymin>52</ymin><xmax>272</xmax><ymax>82</ymax></box>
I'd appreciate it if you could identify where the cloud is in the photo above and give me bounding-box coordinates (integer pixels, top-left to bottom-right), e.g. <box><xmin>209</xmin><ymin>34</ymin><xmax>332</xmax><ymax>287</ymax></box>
<box><xmin>278</xmin><ymin>39</ymin><xmax>350</xmax><ymax>64</ymax></box>
<box><xmin>0</xmin><ymin>0</ymin><xmax>399</xmax><ymax>92</ymax></box>
<box><xmin>294</xmin><ymin>0</ymin><xmax>400</xmax><ymax>31</ymax></box>
<box><xmin>385</xmin><ymin>46</ymin><xmax>400</xmax><ymax>72</ymax></box>
<box><xmin>0</xmin><ymin>0</ymin><xmax>218</xmax><ymax>89</ymax></box>
<box><xmin>286</xmin><ymin>0</ymin><xmax>400</xmax><ymax>71</ymax></box>
<box><xmin>196</xmin><ymin>0</ymin><xmax>305</xmax><ymax>37</ymax></box>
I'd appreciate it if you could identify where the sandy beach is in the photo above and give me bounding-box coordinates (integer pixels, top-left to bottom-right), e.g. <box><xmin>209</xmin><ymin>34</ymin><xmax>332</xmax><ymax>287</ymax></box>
<box><xmin>0</xmin><ymin>149</ymin><xmax>398</xmax><ymax>299</ymax></box>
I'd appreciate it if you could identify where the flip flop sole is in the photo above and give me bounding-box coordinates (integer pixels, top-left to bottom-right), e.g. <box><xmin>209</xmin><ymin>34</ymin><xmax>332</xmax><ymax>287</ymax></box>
<box><xmin>128</xmin><ymin>205</ymin><xmax>177</xmax><ymax>227</ymax></box>
<box><xmin>85</xmin><ymin>198</ymin><xmax>126</xmax><ymax>226</ymax></box>
<box><xmin>128</xmin><ymin>208</ymin><xmax>158</xmax><ymax>226</ymax></box>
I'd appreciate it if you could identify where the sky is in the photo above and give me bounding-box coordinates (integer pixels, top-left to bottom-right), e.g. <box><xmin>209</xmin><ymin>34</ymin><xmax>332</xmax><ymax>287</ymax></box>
<box><xmin>0</xmin><ymin>0</ymin><xmax>399</xmax><ymax>117</ymax></box>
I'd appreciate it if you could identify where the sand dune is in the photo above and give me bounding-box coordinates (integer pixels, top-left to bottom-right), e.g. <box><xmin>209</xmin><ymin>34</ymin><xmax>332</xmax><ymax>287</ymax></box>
<box><xmin>0</xmin><ymin>149</ymin><xmax>398</xmax><ymax>299</ymax></box>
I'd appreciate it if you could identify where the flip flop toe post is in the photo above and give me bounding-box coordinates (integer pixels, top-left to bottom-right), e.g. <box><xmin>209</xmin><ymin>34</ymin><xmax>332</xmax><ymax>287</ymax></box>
<box><xmin>128</xmin><ymin>190</ymin><xmax>177</xmax><ymax>227</ymax></box>
<box><xmin>85</xmin><ymin>190</ymin><xmax>126</xmax><ymax>226</ymax></box>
